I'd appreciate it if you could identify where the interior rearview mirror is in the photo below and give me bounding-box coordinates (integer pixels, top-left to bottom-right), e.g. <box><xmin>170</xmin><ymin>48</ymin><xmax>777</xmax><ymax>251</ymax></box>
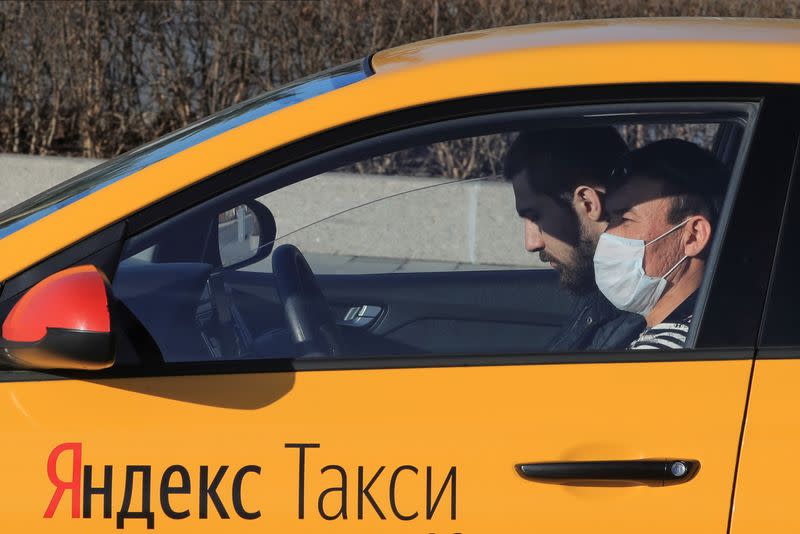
<box><xmin>0</xmin><ymin>265</ymin><xmax>115</xmax><ymax>370</ymax></box>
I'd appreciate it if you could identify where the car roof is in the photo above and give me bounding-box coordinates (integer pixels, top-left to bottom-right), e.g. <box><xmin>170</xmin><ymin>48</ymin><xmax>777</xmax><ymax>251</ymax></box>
<box><xmin>372</xmin><ymin>18</ymin><xmax>800</xmax><ymax>74</ymax></box>
<box><xmin>2</xmin><ymin>17</ymin><xmax>800</xmax><ymax>282</ymax></box>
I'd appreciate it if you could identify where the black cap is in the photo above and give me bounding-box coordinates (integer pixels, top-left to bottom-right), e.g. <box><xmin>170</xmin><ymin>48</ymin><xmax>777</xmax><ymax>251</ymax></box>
<box><xmin>613</xmin><ymin>139</ymin><xmax>728</xmax><ymax>197</ymax></box>
<box><xmin>611</xmin><ymin>138</ymin><xmax>729</xmax><ymax>223</ymax></box>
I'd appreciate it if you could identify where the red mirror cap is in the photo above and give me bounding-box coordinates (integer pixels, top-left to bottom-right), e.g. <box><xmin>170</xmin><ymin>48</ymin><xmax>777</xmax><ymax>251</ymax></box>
<box><xmin>2</xmin><ymin>265</ymin><xmax>111</xmax><ymax>343</ymax></box>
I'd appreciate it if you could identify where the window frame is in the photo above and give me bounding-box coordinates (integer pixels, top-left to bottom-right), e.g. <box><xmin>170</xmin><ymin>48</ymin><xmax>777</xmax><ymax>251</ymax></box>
<box><xmin>2</xmin><ymin>83</ymin><xmax>799</xmax><ymax>382</ymax></box>
<box><xmin>119</xmin><ymin>101</ymin><xmax>755</xmax><ymax>353</ymax></box>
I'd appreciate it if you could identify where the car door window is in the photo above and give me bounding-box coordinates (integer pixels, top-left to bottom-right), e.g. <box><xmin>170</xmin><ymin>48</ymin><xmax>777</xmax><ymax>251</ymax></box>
<box><xmin>113</xmin><ymin>103</ymin><xmax>755</xmax><ymax>363</ymax></box>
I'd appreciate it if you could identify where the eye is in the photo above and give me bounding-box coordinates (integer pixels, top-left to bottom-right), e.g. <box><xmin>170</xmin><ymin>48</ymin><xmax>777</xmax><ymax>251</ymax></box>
<box><xmin>615</xmin><ymin>208</ymin><xmax>635</xmax><ymax>223</ymax></box>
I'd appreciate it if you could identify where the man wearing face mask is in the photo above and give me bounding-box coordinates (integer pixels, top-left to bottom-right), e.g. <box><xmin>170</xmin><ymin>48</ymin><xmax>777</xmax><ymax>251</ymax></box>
<box><xmin>505</xmin><ymin>127</ymin><xmax>644</xmax><ymax>351</ymax></box>
<box><xmin>595</xmin><ymin>138</ymin><xmax>728</xmax><ymax>350</ymax></box>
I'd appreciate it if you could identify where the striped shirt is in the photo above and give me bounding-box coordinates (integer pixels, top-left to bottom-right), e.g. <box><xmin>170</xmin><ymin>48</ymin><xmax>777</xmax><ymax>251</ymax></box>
<box><xmin>629</xmin><ymin>293</ymin><xmax>697</xmax><ymax>350</ymax></box>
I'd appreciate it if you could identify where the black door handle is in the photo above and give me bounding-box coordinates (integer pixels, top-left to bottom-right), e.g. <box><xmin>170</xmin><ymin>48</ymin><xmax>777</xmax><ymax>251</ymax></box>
<box><xmin>516</xmin><ymin>459</ymin><xmax>699</xmax><ymax>485</ymax></box>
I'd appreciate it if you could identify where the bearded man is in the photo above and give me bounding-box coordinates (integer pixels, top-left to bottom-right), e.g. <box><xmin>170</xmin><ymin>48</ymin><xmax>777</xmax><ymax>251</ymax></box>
<box><xmin>504</xmin><ymin>127</ymin><xmax>644</xmax><ymax>351</ymax></box>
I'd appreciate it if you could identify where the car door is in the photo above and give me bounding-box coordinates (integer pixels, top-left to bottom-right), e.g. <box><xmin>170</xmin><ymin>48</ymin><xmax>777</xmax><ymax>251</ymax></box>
<box><xmin>1</xmin><ymin>85</ymin><xmax>797</xmax><ymax>534</ymax></box>
<box><xmin>728</xmin><ymin>104</ymin><xmax>800</xmax><ymax>533</ymax></box>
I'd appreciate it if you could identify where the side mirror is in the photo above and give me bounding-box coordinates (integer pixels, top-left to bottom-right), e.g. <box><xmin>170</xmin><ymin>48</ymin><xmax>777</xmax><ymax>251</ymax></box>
<box><xmin>1</xmin><ymin>265</ymin><xmax>114</xmax><ymax>370</ymax></box>
<box><xmin>217</xmin><ymin>201</ymin><xmax>276</xmax><ymax>269</ymax></box>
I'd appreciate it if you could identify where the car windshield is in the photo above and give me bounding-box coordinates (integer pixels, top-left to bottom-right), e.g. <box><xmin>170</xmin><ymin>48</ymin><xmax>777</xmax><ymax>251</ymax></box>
<box><xmin>0</xmin><ymin>59</ymin><xmax>371</xmax><ymax>240</ymax></box>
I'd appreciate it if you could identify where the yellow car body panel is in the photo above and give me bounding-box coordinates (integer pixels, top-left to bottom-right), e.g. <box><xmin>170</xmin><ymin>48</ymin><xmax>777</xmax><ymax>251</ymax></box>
<box><xmin>1</xmin><ymin>18</ymin><xmax>800</xmax><ymax>281</ymax></box>
<box><xmin>728</xmin><ymin>359</ymin><xmax>800</xmax><ymax>534</ymax></box>
<box><xmin>3</xmin><ymin>361</ymin><xmax>750</xmax><ymax>532</ymax></box>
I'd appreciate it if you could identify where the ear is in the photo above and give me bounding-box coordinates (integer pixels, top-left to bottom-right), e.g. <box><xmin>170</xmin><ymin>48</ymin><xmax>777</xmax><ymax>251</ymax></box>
<box><xmin>682</xmin><ymin>216</ymin><xmax>712</xmax><ymax>257</ymax></box>
<box><xmin>572</xmin><ymin>185</ymin><xmax>605</xmax><ymax>223</ymax></box>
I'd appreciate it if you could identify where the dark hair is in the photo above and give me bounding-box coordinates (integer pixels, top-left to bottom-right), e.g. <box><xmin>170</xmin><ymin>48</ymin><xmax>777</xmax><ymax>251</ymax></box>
<box><xmin>611</xmin><ymin>138</ymin><xmax>729</xmax><ymax>226</ymax></box>
<box><xmin>503</xmin><ymin>127</ymin><xmax>628</xmax><ymax>203</ymax></box>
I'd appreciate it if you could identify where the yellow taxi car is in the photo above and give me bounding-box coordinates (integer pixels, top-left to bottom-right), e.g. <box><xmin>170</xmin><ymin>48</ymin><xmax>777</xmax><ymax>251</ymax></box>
<box><xmin>1</xmin><ymin>17</ymin><xmax>800</xmax><ymax>533</ymax></box>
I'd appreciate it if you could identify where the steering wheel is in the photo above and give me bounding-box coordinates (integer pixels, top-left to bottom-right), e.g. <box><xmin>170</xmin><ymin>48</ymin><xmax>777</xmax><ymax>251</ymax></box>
<box><xmin>271</xmin><ymin>244</ymin><xmax>343</xmax><ymax>357</ymax></box>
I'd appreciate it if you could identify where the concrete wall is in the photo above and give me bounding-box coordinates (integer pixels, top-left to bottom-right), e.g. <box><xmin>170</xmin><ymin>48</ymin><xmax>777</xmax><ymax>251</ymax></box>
<box><xmin>0</xmin><ymin>154</ymin><xmax>103</xmax><ymax>210</ymax></box>
<box><xmin>261</xmin><ymin>172</ymin><xmax>540</xmax><ymax>267</ymax></box>
<box><xmin>0</xmin><ymin>155</ymin><xmax>547</xmax><ymax>269</ymax></box>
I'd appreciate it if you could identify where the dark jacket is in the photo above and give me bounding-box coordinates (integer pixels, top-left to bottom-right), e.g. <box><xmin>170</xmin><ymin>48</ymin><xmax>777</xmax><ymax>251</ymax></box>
<box><xmin>547</xmin><ymin>290</ymin><xmax>644</xmax><ymax>352</ymax></box>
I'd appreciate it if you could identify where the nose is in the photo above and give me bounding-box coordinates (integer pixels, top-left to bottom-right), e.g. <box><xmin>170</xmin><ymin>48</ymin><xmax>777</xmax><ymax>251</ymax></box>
<box><xmin>523</xmin><ymin>219</ymin><xmax>545</xmax><ymax>252</ymax></box>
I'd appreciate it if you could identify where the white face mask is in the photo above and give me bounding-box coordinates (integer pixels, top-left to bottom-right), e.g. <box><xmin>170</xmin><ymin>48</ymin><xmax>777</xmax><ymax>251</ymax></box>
<box><xmin>593</xmin><ymin>220</ymin><xmax>689</xmax><ymax>317</ymax></box>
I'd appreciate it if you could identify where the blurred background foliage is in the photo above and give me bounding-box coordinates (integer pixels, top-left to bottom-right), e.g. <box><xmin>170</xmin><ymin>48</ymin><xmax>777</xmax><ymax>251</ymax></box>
<box><xmin>0</xmin><ymin>0</ymin><xmax>797</xmax><ymax>159</ymax></box>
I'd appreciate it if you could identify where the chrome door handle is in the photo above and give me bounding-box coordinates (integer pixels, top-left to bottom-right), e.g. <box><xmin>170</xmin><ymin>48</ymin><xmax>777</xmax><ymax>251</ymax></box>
<box><xmin>338</xmin><ymin>305</ymin><xmax>383</xmax><ymax>327</ymax></box>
